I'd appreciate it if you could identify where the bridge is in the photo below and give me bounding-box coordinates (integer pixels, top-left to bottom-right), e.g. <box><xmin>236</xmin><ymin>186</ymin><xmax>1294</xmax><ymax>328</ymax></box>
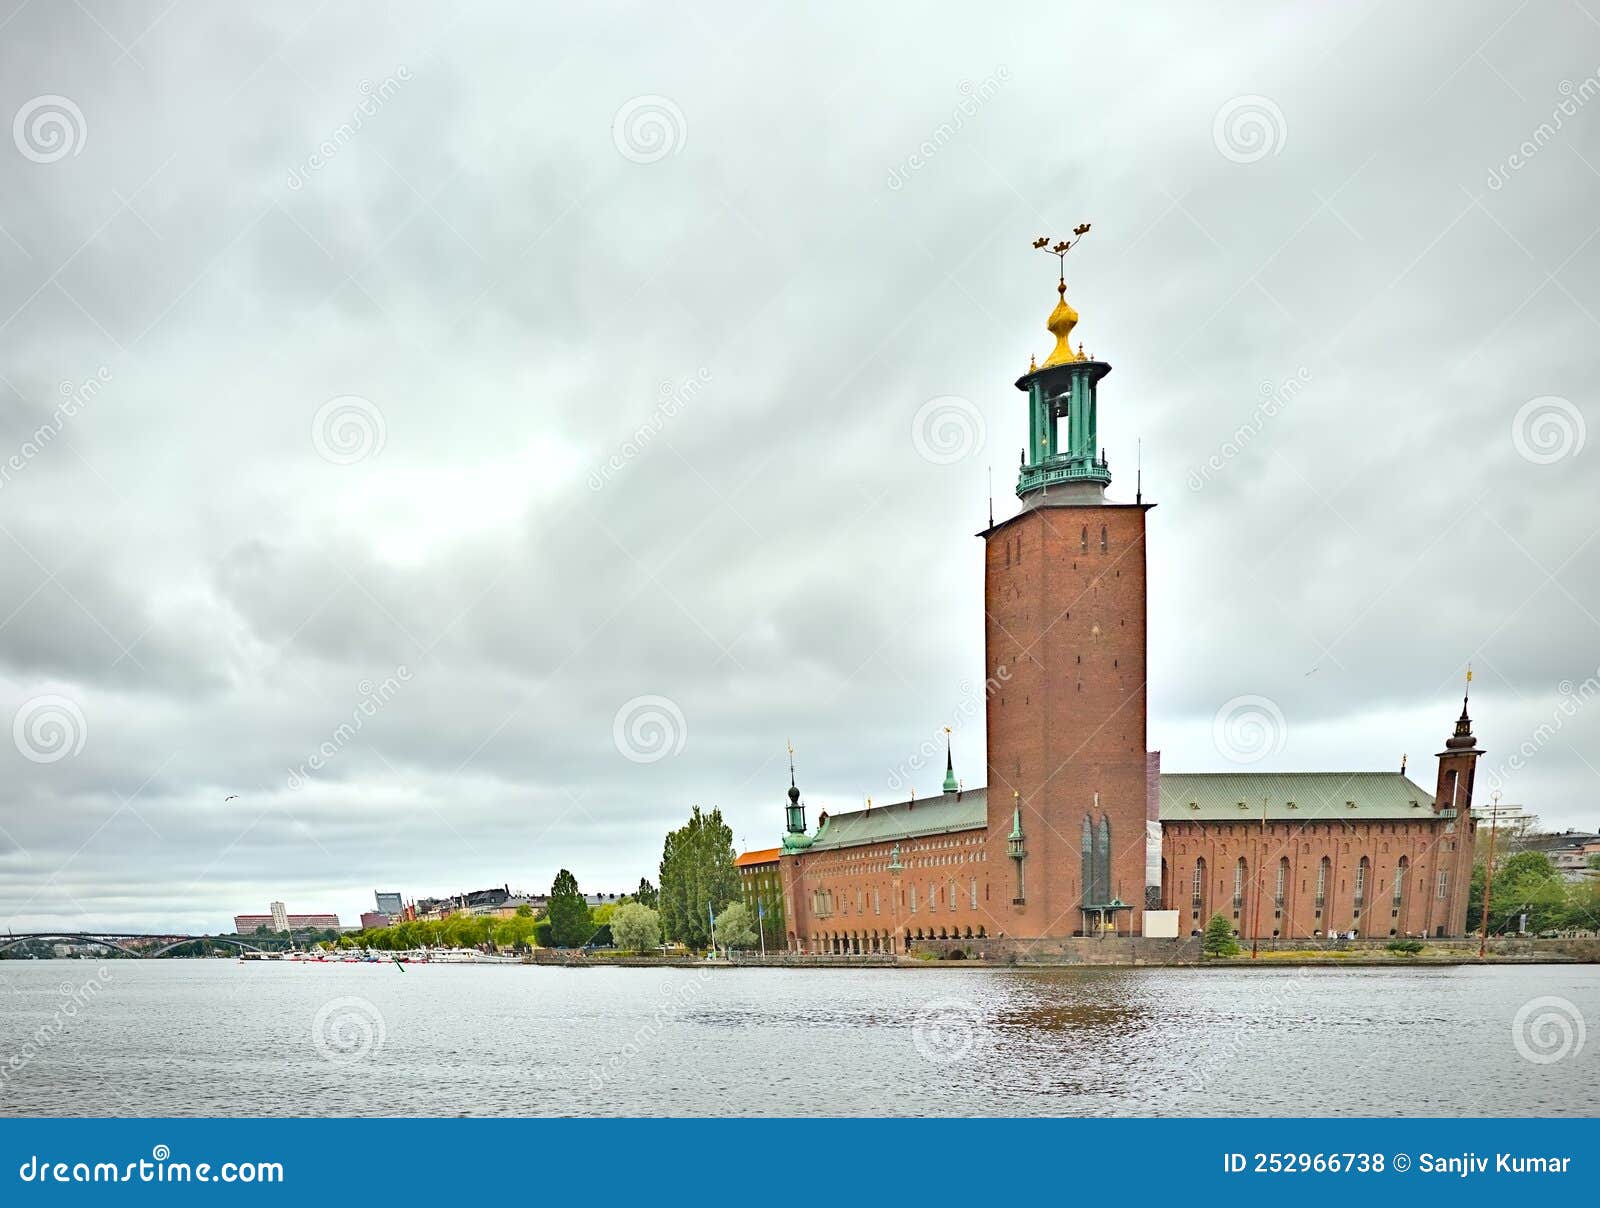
<box><xmin>0</xmin><ymin>932</ymin><xmax>267</xmax><ymax>958</ymax></box>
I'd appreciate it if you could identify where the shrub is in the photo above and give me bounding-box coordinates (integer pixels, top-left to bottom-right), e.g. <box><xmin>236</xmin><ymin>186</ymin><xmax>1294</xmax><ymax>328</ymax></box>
<box><xmin>1386</xmin><ymin>938</ymin><xmax>1424</xmax><ymax>955</ymax></box>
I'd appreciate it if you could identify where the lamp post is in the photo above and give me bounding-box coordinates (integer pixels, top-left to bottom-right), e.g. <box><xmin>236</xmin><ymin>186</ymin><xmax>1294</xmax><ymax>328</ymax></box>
<box><xmin>1250</xmin><ymin>796</ymin><xmax>1267</xmax><ymax>959</ymax></box>
<box><xmin>1479</xmin><ymin>790</ymin><xmax>1504</xmax><ymax>960</ymax></box>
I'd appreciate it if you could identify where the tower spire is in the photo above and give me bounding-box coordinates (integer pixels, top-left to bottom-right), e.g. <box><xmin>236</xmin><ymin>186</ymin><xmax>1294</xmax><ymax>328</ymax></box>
<box><xmin>942</xmin><ymin>726</ymin><xmax>958</xmax><ymax>794</ymax></box>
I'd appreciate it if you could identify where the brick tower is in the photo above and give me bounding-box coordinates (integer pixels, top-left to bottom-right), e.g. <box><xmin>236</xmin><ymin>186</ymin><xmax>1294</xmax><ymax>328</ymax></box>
<box><xmin>1428</xmin><ymin>680</ymin><xmax>1482</xmax><ymax>937</ymax></box>
<box><xmin>982</xmin><ymin>232</ymin><xmax>1153</xmax><ymax>940</ymax></box>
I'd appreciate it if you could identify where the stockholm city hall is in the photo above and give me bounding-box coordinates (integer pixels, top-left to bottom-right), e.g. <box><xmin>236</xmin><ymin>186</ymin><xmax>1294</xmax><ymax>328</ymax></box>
<box><xmin>770</xmin><ymin>231</ymin><xmax>1482</xmax><ymax>957</ymax></box>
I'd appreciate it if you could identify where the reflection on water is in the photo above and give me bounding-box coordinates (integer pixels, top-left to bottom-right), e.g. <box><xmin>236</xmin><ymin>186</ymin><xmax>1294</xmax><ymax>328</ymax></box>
<box><xmin>0</xmin><ymin>960</ymin><xmax>1594</xmax><ymax>1116</ymax></box>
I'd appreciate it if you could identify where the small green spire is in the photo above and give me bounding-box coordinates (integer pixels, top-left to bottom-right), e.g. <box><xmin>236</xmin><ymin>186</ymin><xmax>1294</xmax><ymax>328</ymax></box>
<box><xmin>942</xmin><ymin>727</ymin><xmax>958</xmax><ymax>793</ymax></box>
<box><xmin>1009</xmin><ymin>798</ymin><xmax>1024</xmax><ymax>841</ymax></box>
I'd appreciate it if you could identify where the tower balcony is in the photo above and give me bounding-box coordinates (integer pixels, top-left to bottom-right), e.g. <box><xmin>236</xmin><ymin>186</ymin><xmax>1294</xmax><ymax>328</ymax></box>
<box><xmin>1017</xmin><ymin>455</ymin><xmax>1110</xmax><ymax>497</ymax></box>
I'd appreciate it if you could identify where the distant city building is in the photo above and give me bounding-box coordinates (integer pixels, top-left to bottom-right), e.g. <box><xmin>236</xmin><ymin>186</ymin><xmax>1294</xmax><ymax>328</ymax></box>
<box><xmin>360</xmin><ymin>911</ymin><xmax>392</xmax><ymax>929</ymax></box>
<box><xmin>233</xmin><ymin>905</ymin><xmax>342</xmax><ymax>934</ymax></box>
<box><xmin>411</xmin><ymin>885</ymin><xmax>543</xmax><ymax>920</ymax></box>
<box><xmin>374</xmin><ymin>891</ymin><xmax>404</xmax><ymax>916</ymax></box>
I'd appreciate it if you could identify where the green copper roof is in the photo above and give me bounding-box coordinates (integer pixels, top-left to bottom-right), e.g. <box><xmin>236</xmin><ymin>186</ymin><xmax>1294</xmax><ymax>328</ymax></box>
<box><xmin>807</xmin><ymin>789</ymin><xmax>988</xmax><ymax>852</ymax></box>
<box><xmin>787</xmin><ymin>771</ymin><xmax>1438</xmax><ymax>856</ymax></box>
<box><xmin>1158</xmin><ymin>772</ymin><xmax>1435</xmax><ymax>821</ymax></box>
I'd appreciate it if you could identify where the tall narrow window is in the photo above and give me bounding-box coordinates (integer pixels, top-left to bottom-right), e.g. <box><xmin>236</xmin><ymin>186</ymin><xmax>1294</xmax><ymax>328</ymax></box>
<box><xmin>1192</xmin><ymin>858</ymin><xmax>1206</xmax><ymax>912</ymax></box>
<box><xmin>1275</xmin><ymin>857</ymin><xmax>1288</xmax><ymax>908</ymax></box>
<box><xmin>948</xmin><ymin>878</ymin><xmax>956</xmax><ymax>911</ymax></box>
<box><xmin>1081</xmin><ymin>815</ymin><xmax>1094</xmax><ymax>906</ymax></box>
<box><xmin>1354</xmin><ymin>857</ymin><xmax>1369</xmax><ymax>909</ymax></box>
<box><xmin>1437</xmin><ymin>869</ymin><xmax>1449</xmax><ymax>900</ymax></box>
<box><xmin>874</xmin><ymin>889</ymin><xmax>881</xmax><ymax>915</ymax></box>
<box><xmin>1315</xmin><ymin>857</ymin><xmax>1329</xmax><ymax>909</ymax></box>
<box><xmin>1099</xmin><ymin>524</ymin><xmax>1108</xmax><ymax>552</ymax></box>
<box><xmin>1393</xmin><ymin>857</ymin><xmax>1408</xmax><ymax>907</ymax></box>
<box><xmin>1096</xmin><ymin>815</ymin><xmax>1112</xmax><ymax>906</ymax></box>
<box><xmin>1080</xmin><ymin>525</ymin><xmax>1089</xmax><ymax>552</ymax></box>
<box><xmin>1233</xmin><ymin>857</ymin><xmax>1246</xmax><ymax>911</ymax></box>
<box><xmin>969</xmin><ymin>877</ymin><xmax>978</xmax><ymax>908</ymax></box>
<box><xmin>909</xmin><ymin>885</ymin><xmax>917</xmax><ymax>913</ymax></box>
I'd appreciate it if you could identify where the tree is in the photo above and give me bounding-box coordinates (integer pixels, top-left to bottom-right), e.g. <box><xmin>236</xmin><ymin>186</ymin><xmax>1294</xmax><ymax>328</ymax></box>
<box><xmin>1201</xmin><ymin>913</ymin><xmax>1240</xmax><ymax>958</ymax></box>
<box><xmin>611</xmin><ymin>903</ymin><xmax>661</xmax><ymax>952</ymax></box>
<box><xmin>547</xmin><ymin>869</ymin><xmax>594</xmax><ymax>947</ymax></box>
<box><xmin>713</xmin><ymin>900</ymin><xmax>757</xmax><ymax>954</ymax></box>
<box><xmin>635</xmin><ymin>877</ymin><xmax>660</xmax><ymax>909</ymax></box>
<box><xmin>658</xmin><ymin>805</ymin><xmax>739</xmax><ymax>949</ymax></box>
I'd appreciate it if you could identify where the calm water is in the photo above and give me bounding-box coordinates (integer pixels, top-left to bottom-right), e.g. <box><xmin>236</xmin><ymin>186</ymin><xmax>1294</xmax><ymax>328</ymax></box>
<box><xmin>1</xmin><ymin>960</ymin><xmax>1595</xmax><ymax>1116</ymax></box>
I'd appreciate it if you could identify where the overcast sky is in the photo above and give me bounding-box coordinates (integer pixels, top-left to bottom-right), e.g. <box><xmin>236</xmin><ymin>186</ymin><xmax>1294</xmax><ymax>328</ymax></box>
<box><xmin>0</xmin><ymin>2</ymin><xmax>1596</xmax><ymax>934</ymax></box>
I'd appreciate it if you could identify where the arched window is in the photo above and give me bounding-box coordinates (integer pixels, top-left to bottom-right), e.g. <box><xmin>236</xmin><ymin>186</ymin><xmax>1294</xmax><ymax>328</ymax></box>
<box><xmin>1393</xmin><ymin>856</ymin><xmax>1408</xmax><ymax>907</ymax></box>
<box><xmin>1315</xmin><ymin>856</ymin><xmax>1330</xmax><ymax>910</ymax></box>
<box><xmin>1275</xmin><ymin>856</ymin><xmax>1289</xmax><ymax>909</ymax></box>
<box><xmin>1080</xmin><ymin>525</ymin><xmax>1089</xmax><ymax>552</ymax></box>
<box><xmin>1081</xmin><ymin>815</ymin><xmax>1094</xmax><ymax>906</ymax></box>
<box><xmin>1096</xmin><ymin>815</ymin><xmax>1112</xmax><ymax>906</ymax></box>
<box><xmin>1233</xmin><ymin>857</ymin><xmax>1246</xmax><ymax>911</ymax></box>
<box><xmin>1100</xmin><ymin>524</ymin><xmax>1108</xmax><ymax>552</ymax></box>
<box><xmin>1354</xmin><ymin>856</ymin><xmax>1369</xmax><ymax>909</ymax></box>
<box><xmin>1192</xmin><ymin>858</ymin><xmax>1206</xmax><ymax>913</ymax></box>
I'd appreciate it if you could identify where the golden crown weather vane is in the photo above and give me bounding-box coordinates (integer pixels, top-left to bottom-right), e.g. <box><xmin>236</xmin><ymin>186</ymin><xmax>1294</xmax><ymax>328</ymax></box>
<box><xmin>1033</xmin><ymin>223</ymin><xmax>1091</xmax><ymax>286</ymax></box>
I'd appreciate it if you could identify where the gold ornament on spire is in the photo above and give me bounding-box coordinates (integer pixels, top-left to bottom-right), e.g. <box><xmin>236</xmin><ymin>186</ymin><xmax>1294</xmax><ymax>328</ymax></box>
<box><xmin>1032</xmin><ymin>224</ymin><xmax>1091</xmax><ymax>368</ymax></box>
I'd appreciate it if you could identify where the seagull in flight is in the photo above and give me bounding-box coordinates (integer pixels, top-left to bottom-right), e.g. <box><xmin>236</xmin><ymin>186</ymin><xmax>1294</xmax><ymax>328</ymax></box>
<box><xmin>224</xmin><ymin>794</ymin><xmax>239</xmax><ymax>801</ymax></box>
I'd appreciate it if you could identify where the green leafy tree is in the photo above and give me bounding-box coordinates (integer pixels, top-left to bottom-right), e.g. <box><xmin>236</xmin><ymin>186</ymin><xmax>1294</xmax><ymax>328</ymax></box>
<box><xmin>713</xmin><ymin>900</ymin><xmax>756</xmax><ymax>954</ymax></box>
<box><xmin>658</xmin><ymin>805</ymin><xmax>739</xmax><ymax>949</ymax></box>
<box><xmin>610</xmin><ymin>903</ymin><xmax>661</xmax><ymax>952</ymax></box>
<box><xmin>635</xmin><ymin>878</ymin><xmax>660</xmax><ymax>909</ymax></box>
<box><xmin>1201</xmin><ymin>913</ymin><xmax>1240</xmax><ymax>958</ymax></box>
<box><xmin>547</xmin><ymin>869</ymin><xmax>594</xmax><ymax>947</ymax></box>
